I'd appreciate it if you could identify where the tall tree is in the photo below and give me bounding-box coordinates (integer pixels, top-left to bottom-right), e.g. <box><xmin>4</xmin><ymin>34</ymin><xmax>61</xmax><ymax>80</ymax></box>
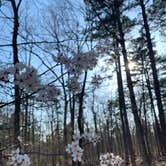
<box><xmin>11</xmin><ymin>0</ymin><xmax>22</xmax><ymax>145</ymax></box>
<box><xmin>139</xmin><ymin>0</ymin><xmax>166</xmax><ymax>154</ymax></box>
<box><xmin>114</xmin><ymin>42</ymin><xmax>136</xmax><ymax>166</ymax></box>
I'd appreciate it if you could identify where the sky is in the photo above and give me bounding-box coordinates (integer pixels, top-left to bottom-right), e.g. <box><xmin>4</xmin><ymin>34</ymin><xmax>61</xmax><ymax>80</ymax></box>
<box><xmin>0</xmin><ymin>0</ymin><xmax>165</xmax><ymax>135</ymax></box>
<box><xmin>0</xmin><ymin>0</ymin><xmax>165</xmax><ymax>99</ymax></box>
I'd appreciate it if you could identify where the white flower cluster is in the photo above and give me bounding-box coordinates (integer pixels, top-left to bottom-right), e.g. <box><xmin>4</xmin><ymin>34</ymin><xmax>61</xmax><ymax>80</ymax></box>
<box><xmin>0</xmin><ymin>62</ymin><xmax>61</xmax><ymax>101</ymax></box>
<box><xmin>53</xmin><ymin>51</ymin><xmax>98</xmax><ymax>74</ymax></box>
<box><xmin>10</xmin><ymin>148</ymin><xmax>30</xmax><ymax>166</ymax></box>
<box><xmin>67</xmin><ymin>51</ymin><xmax>98</xmax><ymax>75</ymax></box>
<box><xmin>37</xmin><ymin>85</ymin><xmax>60</xmax><ymax>101</ymax></box>
<box><xmin>67</xmin><ymin>76</ymin><xmax>80</xmax><ymax>92</ymax></box>
<box><xmin>14</xmin><ymin>66</ymin><xmax>40</xmax><ymax>92</ymax></box>
<box><xmin>0</xmin><ymin>62</ymin><xmax>40</xmax><ymax>92</ymax></box>
<box><xmin>66</xmin><ymin>140</ymin><xmax>83</xmax><ymax>162</ymax></box>
<box><xmin>66</xmin><ymin>132</ymin><xmax>100</xmax><ymax>162</ymax></box>
<box><xmin>100</xmin><ymin>153</ymin><xmax>123</xmax><ymax>166</ymax></box>
<box><xmin>52</xmin><ymin>53</ymin><xmax>70</xmax><ymax>65</ymax></box>
<box><xmin>52</xmin><ymin>51</ymin><xmax>98</xmax><ymax>92</ymax></box>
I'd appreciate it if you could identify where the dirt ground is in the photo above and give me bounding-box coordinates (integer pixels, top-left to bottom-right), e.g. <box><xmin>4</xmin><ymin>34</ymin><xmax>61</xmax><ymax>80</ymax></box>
<box><xmin>135</xmin><ymin>158</ymin><xmax>166</xmax><ymax>166</ymax></box>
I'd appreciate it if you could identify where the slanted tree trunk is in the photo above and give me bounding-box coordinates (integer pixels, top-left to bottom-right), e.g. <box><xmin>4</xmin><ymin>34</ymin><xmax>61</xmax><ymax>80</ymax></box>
<box><xmin>114</xmin><ymin>47</ymin><xmax>129</xmax><ymax>166</ymax></box>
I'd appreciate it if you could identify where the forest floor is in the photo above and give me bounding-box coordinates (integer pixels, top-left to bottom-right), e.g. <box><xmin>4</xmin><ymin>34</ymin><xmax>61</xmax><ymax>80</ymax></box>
<box><xmin>135</xmin><ymin>158</ymin><xmax>166</xmax><ymax>166</ymax></box>
<box><xmin>155</xmin><ymin>161</ymin><xmax>166</xmax><ymax>166</ymax></box>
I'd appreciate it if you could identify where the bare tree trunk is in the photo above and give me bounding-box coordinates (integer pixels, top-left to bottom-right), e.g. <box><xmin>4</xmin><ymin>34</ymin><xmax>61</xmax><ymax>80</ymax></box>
<box><xmin>50</xmin><ymin>109</ymin><xmax>56</xmax><ymax>166</ymax></box>
<box><xmin>70</xmin><ymin>93</ymin><xmax>76</xmax><ymax>166</ymax></box>
<box><xmin>61</xmin><ymin>65</ymin><xmax>68</xmax><ymax>146</ymax></box>
<box><xmin>78</xmin><ymin>71</ymin><xmax>87</xmax><ymax>166</ymax></box>
<box><xmin>145</xmin><ymin>69</ymin><xmax>164</xmax><ymax>155</ymax></box>
<box><xmin>59</xmin><ymin>64</ymin><xmax>68</xmax><ymax>165</ymax></box>
<box><xmin>115</xmin><ymin>59</ymin><xmax>129</xmax><ymax>165</ymax></box>
<box><xmin>11</xmin><ymin>0</ymin><xmax>22</xmax><ymax>145</ymax></box>
<box><xmin>114</xmin><ymin>42</ymin><xmax>136</xmax><ymax>166</ymax></box>
<box><xmin>91</xmin><ymin>90</ymin><xmax>100</xmax><ymax>159</ymax></box>
<box><xmin>70</xmin><ymin>94</ymin><xmax>75</xmax><ymax>139</ymax></box>
<box><xmin>24</xmin><ymin>95</ymin><xmax>29</xmax><ymax>150</ymax></box>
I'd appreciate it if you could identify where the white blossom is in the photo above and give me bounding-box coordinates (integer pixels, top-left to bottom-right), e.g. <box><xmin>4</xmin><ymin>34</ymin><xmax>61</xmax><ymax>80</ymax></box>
<box><xmin>37</xmin><ymin>85</ymin><xmax>60</xmax><ymax>101</ymax></box>
<box><xmin>66</xmin><ymin>132</ymin><xmax>100</xmax><ymax>162</ymax></box>
<box><xmin>10</xmin><ymin>148</ymin><xmax>30</xmax><ymax>166</ymax></box>
<box><xmin>52</xmin><ymin>53</ymin><xmax>70</xmax><ymax>65</ymax></box>
<box><xmin>0</xmin><ymin>63</ymin><xmax>41</xmax><ymax>92</ymax></box>
<box><xmin>18</xmin><ymin>66</ymin><xmax>40</xmax><ymax>91</ymax></box>
<box><xmin>53</xmin><ymin>51</ymin><xmax>98</xmax><ymax>75</ymax></box>
<box><xmin>73</xmin><ymin>134</ymin><xmax>80</xmax><ymax>141</ymax></box>
<box><xmin>66</xmin><ymin>140</ymin><xmax>84</xmax><ymax>162</ymax></box>
<box><xmin>67</xmin><ymin>76</ymin><xmax>80</xmax><ymax>92</ymax></box>
<box><xmin>100</xmin><ymin>153</ymin><xmax>123</xmax><ymax>166</ymax></box>
<box><xmin>69</xmin><ymin>51</ymin><xmax>98</xmax><ymax>73</ymax></box>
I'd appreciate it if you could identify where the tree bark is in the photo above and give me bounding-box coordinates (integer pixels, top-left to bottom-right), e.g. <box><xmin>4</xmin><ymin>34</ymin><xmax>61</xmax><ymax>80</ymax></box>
<box><xmin>114</xmin><ymin>42</ymin><xmax>136</xmax><ymax>166</ymax></box>
<box><xmin>11</xmin><ymin>0</ymin><xmax>21</xmax><ymax>145</ymax></box>
<box><xmin>77</xmin><ymin>71</ymin><xmax>87</xmax><ymax>166</ymax></box>
<box><xmin>145</xmin><ymin>69</ymin><xmax>164</xmax><ymax>155</ymax></box>
<box><xmin>139</xmin><ymin>0</ymin><xmax>166</xmax><ymax>154</ymax></box>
